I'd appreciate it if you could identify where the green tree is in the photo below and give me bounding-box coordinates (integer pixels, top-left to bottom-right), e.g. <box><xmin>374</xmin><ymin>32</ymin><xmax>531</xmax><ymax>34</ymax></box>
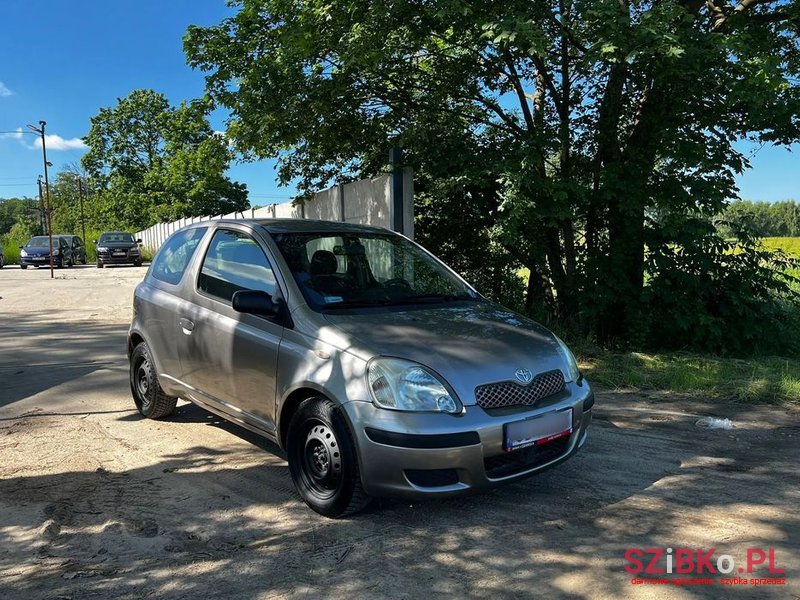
<box><xmin>0</xmin><ymin>197</ymin><xmax>41</xmax><ymax>235</ymax></box>
<box><xmin>82</xmin><ymin>89</ymin><xmax>248</xmax><ymax>229</ymax></box>
<box><xmin>185</xmin><ymin>0</ymin><xmax>800</xmax><ymax>345</ymax></box>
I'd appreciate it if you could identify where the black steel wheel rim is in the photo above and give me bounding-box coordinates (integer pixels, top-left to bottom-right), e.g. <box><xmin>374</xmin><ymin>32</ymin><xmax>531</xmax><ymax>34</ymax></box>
<box><xmin>300</xmin><ymin>421</ymin><xmax>342</xmax><ymax>497</ymax></box>
<box><xmin>135</xmin><ymin>357</ymin><xmax>152</xmax><ymax>409</ymax></box>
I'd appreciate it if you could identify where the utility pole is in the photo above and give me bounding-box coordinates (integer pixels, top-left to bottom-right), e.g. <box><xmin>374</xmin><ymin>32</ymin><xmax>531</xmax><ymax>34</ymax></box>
<box><xmin>77</xmin><ymin>177</ymin><xmax>86</xmax><ymax>244</ymax></box>
<box><xmin>37</xmin><ymin>176</ymin><xmax>46</xmax><ymax>234</ymax></box>
<box><xmin>28</xmin><ymin>121</ymin><xmax>54</xmax><ymax>279</ymax></box>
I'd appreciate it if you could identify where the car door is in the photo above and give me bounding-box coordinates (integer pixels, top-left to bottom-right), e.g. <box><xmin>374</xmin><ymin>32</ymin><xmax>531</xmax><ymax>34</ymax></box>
<box><xmin>59</xmin><ymin>238</ymin><xmax>71</xmax><ymax>264</ymax></box>
<box><xmin>177</xmin><ymin>226</ymin><xmax>284</xmax><ymax>434</ymax></box>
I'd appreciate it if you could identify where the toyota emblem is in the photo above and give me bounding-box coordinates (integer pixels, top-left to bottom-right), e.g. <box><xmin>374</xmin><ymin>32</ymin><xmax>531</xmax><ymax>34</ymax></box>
<box><xmin>515</xmin><ymin>369</ymin><xmax>533</xmax><ymax>384</ymax></box>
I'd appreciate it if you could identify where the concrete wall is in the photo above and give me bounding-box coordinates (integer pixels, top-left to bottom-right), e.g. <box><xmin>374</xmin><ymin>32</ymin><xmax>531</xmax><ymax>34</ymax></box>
<box><xmin>136</xmin><ymin>169</ymin><xmax>414</xmax><ymax>253</ymax></box>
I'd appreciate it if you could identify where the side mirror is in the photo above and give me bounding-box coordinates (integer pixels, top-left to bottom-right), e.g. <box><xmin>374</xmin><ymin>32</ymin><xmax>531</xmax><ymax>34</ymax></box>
<box><xmin>136</xmin><ymin>238</ymin><xmax>142</xmax><ymax>244</ymax></box>
<box><xmin>92</xmin><ymin>240</ymin><xmax>97</xmax><ymax>244</ymax></box>
<box><xmin>232</xmin><ymin>290</ymin><xmax>281</xmax><ymax>317</ymax></box>
<box><xmin>18</xmin><ymin>245</ymin><xmax>23</xmax><ymax>249</ymax></box>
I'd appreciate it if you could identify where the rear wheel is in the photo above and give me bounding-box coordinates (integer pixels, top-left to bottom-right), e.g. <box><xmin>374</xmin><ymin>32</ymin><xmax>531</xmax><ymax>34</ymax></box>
<box><xmin>129</xmin><ymin>342</ymin><xmax>177</xmax><ymax>419</ymax></box>
<box><xmin>0</xmin><ymin>256</ymin><xmax>4</xmax><ymax>268</ymax></box>
<box><xmin>287</xmin><ymin>397</ymin><xmax>371</xmax><ymax>518</ymax></box>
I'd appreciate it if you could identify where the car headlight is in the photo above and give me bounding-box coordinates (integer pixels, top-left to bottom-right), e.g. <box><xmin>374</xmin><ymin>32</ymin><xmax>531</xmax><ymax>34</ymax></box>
<box><xmin>130</xmin><ymin>247</ymin><xmax>140</xmax><ymax>254</ymax></box>
<box><xmin>367</xmin><ymin>357</ymin><xmax>462</xmax><ymax>413</ymax></box>
<box><xmin>553</xmin><ymin>335</ymin><xmax>581</xmax><ymax>383</ymax></box>
<box><xmin>20</xmin><ymin>250</ymin><xmax>27</xmax><ymax>257</ymax></box>
<box><xmin>97</xmin><ymin>246</ymin><xmax>108</xmax><ymax>252</ymax></box>
<box><xmin>52</xmin><ymin>249</ymin><xmax>60</xmax><ymax>255</ymax></box>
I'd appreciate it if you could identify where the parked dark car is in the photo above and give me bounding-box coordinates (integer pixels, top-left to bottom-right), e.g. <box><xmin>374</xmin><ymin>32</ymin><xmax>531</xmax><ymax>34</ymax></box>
<box><xmin>95</xmin><ymin>232</ymin><xmax>143</xmax><ymax>268</ymax></box>
<box><xmin>60</xmin><ymin>235</ymin><xmax>87</xmax><ymax>264</ymax></box>
<box><xmin>19</xmin><ymin>236</ymin><xmax>74</xmax><ymax>269</ymax></box>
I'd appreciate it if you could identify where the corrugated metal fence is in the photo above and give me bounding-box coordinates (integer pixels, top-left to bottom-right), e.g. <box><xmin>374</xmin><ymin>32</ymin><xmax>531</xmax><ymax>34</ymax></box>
<box><xmin>136</xmin><ymin>170</ymin><xmax>414</xmax><ymax>253</ymax></box>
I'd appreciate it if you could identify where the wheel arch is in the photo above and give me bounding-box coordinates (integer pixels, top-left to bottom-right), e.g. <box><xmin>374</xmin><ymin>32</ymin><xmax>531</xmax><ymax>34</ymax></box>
<box><xmin>278</xmin><ymin>386</ymin><xmax>342</xmax><ymax>450</ymax></box>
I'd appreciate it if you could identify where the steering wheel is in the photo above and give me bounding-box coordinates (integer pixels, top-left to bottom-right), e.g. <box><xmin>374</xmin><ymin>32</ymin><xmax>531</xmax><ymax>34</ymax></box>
<box><xmin>383</xmin><ymin>277</ymin><xmax>412</xmax><ymax>289</ymax></box>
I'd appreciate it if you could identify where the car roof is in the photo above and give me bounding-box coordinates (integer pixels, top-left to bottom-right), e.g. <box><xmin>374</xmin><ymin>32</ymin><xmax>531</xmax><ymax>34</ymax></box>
<box><xmin>100</xmin><ymin>231</ymin><xmax>133</xmax><ymax>235</ymax></box>
<box><xmin>187</xmin><ymin>218</ymin><xmax>392</xmax><ymax>235</ymax></box>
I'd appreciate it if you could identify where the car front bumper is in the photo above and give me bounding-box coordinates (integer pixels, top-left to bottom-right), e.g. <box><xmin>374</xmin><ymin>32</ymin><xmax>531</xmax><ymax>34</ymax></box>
<box><xmin>20</xmin><ymin>256</ymin><xmax>60</xmax><ymax>266</ymax></box>
<box><xmin>341</xmin><ymin>381</ymin><xmax>594</xmax><ymax>499</ymax></box>
<box><xmin>97</xmin><ymin>252</ymin><xmax>140</xmax><ymax>264</ymax></box>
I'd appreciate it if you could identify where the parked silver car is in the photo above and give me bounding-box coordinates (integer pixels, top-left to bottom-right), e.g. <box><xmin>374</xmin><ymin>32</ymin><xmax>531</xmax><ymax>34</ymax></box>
<box><xmin>128</xmin><ymin>220</ymin><xmax>593</xmax><ymax>517</ymax></box>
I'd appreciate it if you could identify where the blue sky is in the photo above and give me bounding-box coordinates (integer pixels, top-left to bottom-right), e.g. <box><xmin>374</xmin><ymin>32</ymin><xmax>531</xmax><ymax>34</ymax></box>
<box><xmin>0</xmin><ymin>1</ymin><xmax>797</xmax><ymax>205</ymax></box>
<box><xmin>0</xmin><ymin>0</ymin><xmax>294</xmax><ymax>206</ymax></box>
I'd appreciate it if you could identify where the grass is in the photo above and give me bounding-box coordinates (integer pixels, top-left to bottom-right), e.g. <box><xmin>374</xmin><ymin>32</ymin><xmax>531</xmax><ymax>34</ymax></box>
<box><xmin>576</xmin><ymin>347</ymin><xmax>800</xmax><ymax>405</ymax></box>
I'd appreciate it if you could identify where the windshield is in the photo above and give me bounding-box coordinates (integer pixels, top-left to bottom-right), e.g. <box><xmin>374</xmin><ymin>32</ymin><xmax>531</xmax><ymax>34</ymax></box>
<box><xmin>26</xmin><ymin>237</ymin><xmax>52</xmax><ymax>248</ymax></box>
<box><xmin>272</xmin><ymin>231</ymin><xmax>479</xmax><ymax>310</ymax></box>
<box><xmin>100</xmin><ymin>233</ymin><xmax>135</xmax><ymax>243</ymax></box>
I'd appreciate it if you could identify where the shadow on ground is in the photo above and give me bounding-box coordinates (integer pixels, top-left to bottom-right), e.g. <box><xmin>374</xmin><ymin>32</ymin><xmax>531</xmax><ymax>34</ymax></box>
<box><xmin>1</xmin><ymin>404</ymin><xmax>797</xmax><ymax>600</ymax></box>
<box><xmin>0</xmin><ymin>311</ymin><xmax>128</xmax><ymax>408</ymax></box>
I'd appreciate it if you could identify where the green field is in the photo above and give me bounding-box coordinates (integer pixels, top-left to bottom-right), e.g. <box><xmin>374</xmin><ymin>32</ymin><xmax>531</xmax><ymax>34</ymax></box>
<box><xmin>763</xmin><ymin>237</ymin><xmax>800</xmax><ymax>257</ymax></box>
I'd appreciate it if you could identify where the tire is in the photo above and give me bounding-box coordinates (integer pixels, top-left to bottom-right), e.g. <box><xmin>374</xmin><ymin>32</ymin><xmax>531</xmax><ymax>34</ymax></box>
<box><xmin>0</xmin><ymin>256</ymin><xmax>4</xmax><ymax>268</ymax></box>
<box><xmin>96</xmin><ymin>260</ymin><xmax>103</xmax><ymax>268</ymax></box>
<box><xmin>287</xmin><ymin>397</ymin><xmax>371</xmax><ymax>518</ymax></box>
<box><xmin>20</xmin><ymin>265</ymin><xmax>27</xmax><ymax>269</ymax></box>
<box><xmin>129</xmin><ymin>342</ymin><xmax>177</xmax><ymax>419</ymax></box>
<box><xmin>67</xmin><ymin>257</ymin><xmax>73</xmax><ymax>267</ymax></box>
<box><xmin>133</xmin><ymin>259</ymin><xmax>142</xmax><ymax>267</ymax></box>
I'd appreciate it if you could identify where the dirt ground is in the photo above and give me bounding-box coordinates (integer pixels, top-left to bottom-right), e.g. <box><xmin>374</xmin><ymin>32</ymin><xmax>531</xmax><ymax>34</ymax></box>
<box><xmin>0</xmin><ymin>264</ymin><xmax>798</xmax><ymax>599</ymax></box>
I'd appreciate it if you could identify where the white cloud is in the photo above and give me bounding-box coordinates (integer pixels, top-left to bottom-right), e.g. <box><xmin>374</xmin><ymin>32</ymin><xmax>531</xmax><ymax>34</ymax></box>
<box><xmin>31</xmin><ymin>134</ymin><xmax>87</xmax><ymax>151</ymax></box>
<box><xmin>0</xmin><ymin>81</ymin><xmax>13</xmax><ymax>97</ymax></box>
<box><xmin>0</xmin><ymin>127</ymin><xmax>23</xmax><ymax>140</ymax></box>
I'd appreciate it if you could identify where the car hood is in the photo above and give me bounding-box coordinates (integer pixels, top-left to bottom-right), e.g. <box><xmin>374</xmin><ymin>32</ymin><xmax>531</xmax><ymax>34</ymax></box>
<box><xmin>98</xmin><ymin>242</ymin><xmax>137</xmax><ymax>250</ymax></box>
<box><xmin>24</xmin><ymin>247</ymin><xmax>53</xmax><ymax>255</ymax></box>
<box><xmin>321</xmin><ymin>301</ymin><xmax>569</xmax><ymax>406</ymax></box>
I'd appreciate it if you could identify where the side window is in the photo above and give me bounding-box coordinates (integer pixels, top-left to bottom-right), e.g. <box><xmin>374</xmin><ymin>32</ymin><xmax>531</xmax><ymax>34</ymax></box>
<box><xmin>198</xmin><ymin>229</ymin><xmax>277</xmax><ymax>302</ymax></box>
<box><xmin>151</xmin><ymin>227</ymin><xmax>208</xmax><ymax>285</ymax></box>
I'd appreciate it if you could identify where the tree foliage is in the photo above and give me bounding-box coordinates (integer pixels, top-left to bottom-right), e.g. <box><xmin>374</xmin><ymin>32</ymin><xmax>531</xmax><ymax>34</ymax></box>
<box><xmin>185</xmin><ymin>0</ymin><xmax>800</xmax><ymax>352</ymax></box>
<box><xmin>719</xmin><ymin>199</ymin><xmax>800</xmax><ymax>237</ymax></box>
<box><xmin>82</xmin><ymin>89</ymin><xmax>248</xmax><ymax>229</ymax></box>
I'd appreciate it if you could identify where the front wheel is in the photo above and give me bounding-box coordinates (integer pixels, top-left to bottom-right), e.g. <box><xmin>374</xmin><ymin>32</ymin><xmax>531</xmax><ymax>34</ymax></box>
<box><xmin>287</xmin><ymin>398</ymin><xmax>371</xmax><ymax>518</ymax></box>
<box><xmin>20</xmin><ymin>264</ymin><xmax>28</xmax><ymax>269</ymax></box>
<box><xmin>129</xmin><ymin>342</ymin><xmax>177</xmax><ymax>419</ymax></box>
<box><xmin>96</xmin><ymin>260</ymin><xmax>103</xmax><ymax>268</ymax></box>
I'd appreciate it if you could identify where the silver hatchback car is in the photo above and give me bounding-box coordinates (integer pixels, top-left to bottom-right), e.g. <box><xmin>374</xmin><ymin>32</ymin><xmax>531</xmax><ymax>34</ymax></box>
<box><xmin>128</xmin><ymin>219</ymin><xmax>593</xmax><ymax>517</ymax></box>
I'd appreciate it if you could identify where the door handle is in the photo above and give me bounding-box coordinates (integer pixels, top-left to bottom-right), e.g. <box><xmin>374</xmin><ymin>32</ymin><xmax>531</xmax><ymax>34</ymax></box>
<box><xmin>179</xmin><ymin>318</ymin><xmax>195</xmax><ymax>334</ymax></box>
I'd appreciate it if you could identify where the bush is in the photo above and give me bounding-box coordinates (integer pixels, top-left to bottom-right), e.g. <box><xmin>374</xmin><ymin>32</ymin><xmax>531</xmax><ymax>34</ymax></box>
<box><xmin>2</xmin><ymin>240</ymin><xmax>20</xmax><ymax>264</ymax></box>
<box><xmin>642</xmin><ymin>215</ymin><xmax>800</xmax><ymax>356</ymax></box>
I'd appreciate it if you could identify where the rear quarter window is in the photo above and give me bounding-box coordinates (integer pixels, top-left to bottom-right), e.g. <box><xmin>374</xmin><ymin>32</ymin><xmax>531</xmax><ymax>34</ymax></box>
<box><xmin>150</xmin><ymin>227</ymin><xmax>208</xmax><ymax>285</ymax></box>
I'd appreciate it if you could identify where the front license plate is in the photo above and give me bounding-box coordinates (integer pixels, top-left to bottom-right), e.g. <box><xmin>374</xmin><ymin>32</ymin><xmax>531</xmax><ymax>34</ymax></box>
<box><xmin>113</xmin><ymin>252</ymin><xmax>126</xmax><ymax>257</ymax></box>
<box><xmin>503</xmin><ymin>408</ymin><xmax>573</xmax><ymax>452</ymax></box>
<box><xmin>33</xmin><ymin>257</ymin><xmax>45</xmax><ymax>261</ymax></box>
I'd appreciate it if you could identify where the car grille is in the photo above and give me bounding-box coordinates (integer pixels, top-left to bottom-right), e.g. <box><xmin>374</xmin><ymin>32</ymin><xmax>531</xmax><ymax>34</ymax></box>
<box><xmin>484</xmin><ymin>436</ymin><xmax>571</xmax><ymax>479</ymax></box>
<box><xmin>475</xmin><ymin>370</ymin><xmax>566</xmax><ymax>410</ymax></box>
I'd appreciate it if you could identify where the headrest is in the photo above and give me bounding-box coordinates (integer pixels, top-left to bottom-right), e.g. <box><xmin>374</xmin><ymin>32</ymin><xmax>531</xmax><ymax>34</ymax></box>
<box><xmin>310</xmin><ymin>250</ymin><xmax>338</xmax><ymax>276</ymax></box>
